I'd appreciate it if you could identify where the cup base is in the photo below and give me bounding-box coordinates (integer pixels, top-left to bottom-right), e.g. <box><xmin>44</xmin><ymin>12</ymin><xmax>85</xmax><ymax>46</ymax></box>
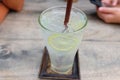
<box><xmin>49</xmin><ymin>65</ymin><xmax>72</xmax><ymax>75</ymax></box>
<box><xmin>39</xmin><ymin>47</ymin><xmax>81</xmax><ymax>80</ymax></box>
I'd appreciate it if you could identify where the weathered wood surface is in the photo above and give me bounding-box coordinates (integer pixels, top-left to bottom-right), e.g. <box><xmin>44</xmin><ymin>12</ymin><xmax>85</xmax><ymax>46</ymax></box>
<box><xmin>0</xmin><ymin>0</ymin><xmax>120</xmax><ymax>80</ymax></box>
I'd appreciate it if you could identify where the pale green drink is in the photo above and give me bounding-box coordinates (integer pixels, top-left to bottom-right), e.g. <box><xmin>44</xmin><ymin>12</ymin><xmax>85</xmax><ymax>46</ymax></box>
<box><xmin>39</xmin><ymin>6</ymin><xmax>87</xmax><ymax>74</ymax></box>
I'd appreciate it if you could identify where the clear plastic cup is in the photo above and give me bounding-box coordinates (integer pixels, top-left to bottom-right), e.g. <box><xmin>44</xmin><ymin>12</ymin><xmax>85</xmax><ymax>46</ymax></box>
<box><xmin>38</xmin><ymin>6</ymin><xmax>87</xmax><ymax>74</ymax></box>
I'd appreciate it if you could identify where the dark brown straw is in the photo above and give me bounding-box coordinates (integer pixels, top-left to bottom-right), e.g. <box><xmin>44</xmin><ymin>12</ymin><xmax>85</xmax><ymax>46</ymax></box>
<box><xmin>64</xmin><ymin>0</ymin><xmax>73</xmax><ymax>27</ymax></box>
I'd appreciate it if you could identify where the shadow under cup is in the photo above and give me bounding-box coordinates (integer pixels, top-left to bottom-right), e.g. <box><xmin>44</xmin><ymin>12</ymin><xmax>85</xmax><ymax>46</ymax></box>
<box><xmin>38</xmin><ymin>6</ymin><xmax>87</xmax><ymax>74</ymax></box>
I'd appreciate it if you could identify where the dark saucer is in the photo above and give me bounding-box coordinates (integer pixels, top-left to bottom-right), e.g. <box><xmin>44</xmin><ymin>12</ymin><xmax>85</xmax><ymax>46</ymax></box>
<box><xmin>39</xmin><ymin>47</ymin><xmax>80</xmax><ymax>80</ymax></box>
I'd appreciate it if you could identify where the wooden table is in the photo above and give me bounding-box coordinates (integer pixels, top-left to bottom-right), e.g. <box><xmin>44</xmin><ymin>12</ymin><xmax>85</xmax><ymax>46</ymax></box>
<box><xmin>0</xmin><ymin>0</ymin><xmax>120</xmax><ymax>80</ymax></box>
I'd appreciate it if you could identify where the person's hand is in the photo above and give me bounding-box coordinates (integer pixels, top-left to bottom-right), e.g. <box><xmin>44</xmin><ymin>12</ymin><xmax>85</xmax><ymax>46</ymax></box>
<box><xmin>102</xmin><ymin>0</ymin><xmax>120</xmax><ymax>6</ymax></box>
<box><xmin>97</xmin><ymin>7</ymin><xmax>120</xmax><ymax>23</ymax></box>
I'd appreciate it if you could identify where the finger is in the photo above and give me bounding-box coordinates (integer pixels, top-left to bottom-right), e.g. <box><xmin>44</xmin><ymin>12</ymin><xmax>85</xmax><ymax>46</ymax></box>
<box><xmin>97</xmin><ymin>12</ymin><xmax>114</xmax><ymax>23</ymax></box>
<box><xmin>118</xmin><ymin>0</ymin><xmax>120</xmax><ymax>4</ymax></box>
<box><xmin>102</xmin><ymin>0</ymin><xmax>112</xmax><ymax>5</ymax></box>
<box><xmin>98</xmin><ymin>7</ymin><xmax>115</xmax><ymax>14</ymax></box>
<box><xmin>112</xmin><ymin>0</ymin><xmax>118</xmax><ymax>6</ymax></box>
<box><xmin>97</xmin><ymin>10</ymin><xmax>105</xmax><ymax>20</ymax></box>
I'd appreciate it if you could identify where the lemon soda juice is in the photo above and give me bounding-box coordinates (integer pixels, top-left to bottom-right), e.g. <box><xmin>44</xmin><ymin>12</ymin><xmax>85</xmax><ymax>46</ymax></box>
<box><xmin>39</xmin><ymin>6</ymin><xmax>87</xmax><ymax>74</ymax></box>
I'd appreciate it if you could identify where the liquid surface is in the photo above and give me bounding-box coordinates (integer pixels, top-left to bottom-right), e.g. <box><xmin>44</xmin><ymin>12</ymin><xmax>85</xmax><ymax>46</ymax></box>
<box><xmin>41</xmin><ymin>8</ymin><xmax>86</xmax><ymax>32</ymax></box>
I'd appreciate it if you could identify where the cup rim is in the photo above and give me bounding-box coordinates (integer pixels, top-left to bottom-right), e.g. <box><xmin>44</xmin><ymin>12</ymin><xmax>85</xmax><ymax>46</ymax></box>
<box><xmin>38</xmin><ymin>6</ymin><xmax>88</xmax><ymax>33</ymax></box>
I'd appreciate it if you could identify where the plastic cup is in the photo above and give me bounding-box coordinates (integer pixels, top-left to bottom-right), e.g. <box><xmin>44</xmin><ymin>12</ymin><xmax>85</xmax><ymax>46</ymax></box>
<box><xmin>38</xmin><ymin>6</ymin><xmax>87</xmax><ymax>74</ymax></box>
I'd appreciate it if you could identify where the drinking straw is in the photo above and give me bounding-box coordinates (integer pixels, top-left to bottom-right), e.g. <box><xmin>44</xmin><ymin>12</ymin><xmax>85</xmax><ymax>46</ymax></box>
<box><xmin>64</xmin><ymin>0</ymin><xmax>73</xmax><ymax>27</ymax></box>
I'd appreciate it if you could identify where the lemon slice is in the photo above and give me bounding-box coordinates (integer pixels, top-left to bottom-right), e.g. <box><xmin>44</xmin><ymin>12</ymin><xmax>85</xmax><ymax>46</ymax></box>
<box><xmin>48</xmin><ymin>34</ymin><xmax>79</xmax><ymax>51</ymax></box>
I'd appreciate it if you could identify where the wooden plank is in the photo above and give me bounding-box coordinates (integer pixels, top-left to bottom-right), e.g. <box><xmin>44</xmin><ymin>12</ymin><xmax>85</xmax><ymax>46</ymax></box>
<box><xmin>0</xmin><ymin>40</ymin><xmax>119</xmax><ymax>80</ymax></box>
<box><xmin>0</xmin><ymin>0</ymin><xmax>119</xmax><ymax>42</ymax></box>
<box><xmin>0</xmin><ymin>0</ymin><xmax>120</xmax><ymax>80</ymax></box>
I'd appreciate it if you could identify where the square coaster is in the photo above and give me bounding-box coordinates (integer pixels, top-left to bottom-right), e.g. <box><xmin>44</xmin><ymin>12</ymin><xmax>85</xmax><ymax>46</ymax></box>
<box><xmin>39</xmin><ymin>47</ymin><xmax>80</xmax><ymax>80</ymax></box>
